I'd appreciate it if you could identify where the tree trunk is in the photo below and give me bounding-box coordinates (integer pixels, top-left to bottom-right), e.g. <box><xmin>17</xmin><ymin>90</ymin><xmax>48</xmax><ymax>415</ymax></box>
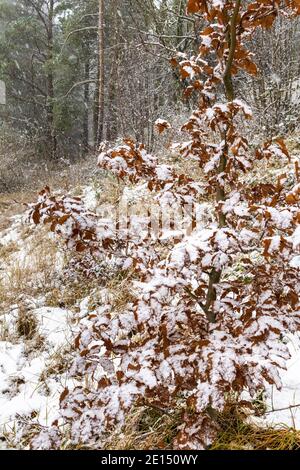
<box><xmin>204</xmin><ymin>0</ymin><xmax>241</xmax><ymax>324</ymax></box>
<box><xmin>83</xmin><ymin>55</ymin><xmax>90</xmax><ymax>151</ymax></box>
<box><xmin>106</xmin><ymin>3</ymin><xmax>119</xmax><ymax>142</ymax></box>
<box><xmin>46</xmin><ymin>0</ymin><xmax>57</xmax><ymax>160</ymax></box>
<box><xmin>46</xmin><ymin>0</ymin><xmax>57</xmax><ymax>159</ymax></box>
<box><xmin>96</xmin><ymin>0</ymin><xmax>105</xmax><ymax>147</ymax></box>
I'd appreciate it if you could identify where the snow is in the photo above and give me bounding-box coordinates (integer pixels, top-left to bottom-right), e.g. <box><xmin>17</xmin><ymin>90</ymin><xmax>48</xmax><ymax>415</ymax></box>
<box><xmin>268</xmin><ymin>207</ymin><xmax>293</xmax><ymax>229</ymax></box>
<box><xmin>136</xmin><ymin>368</ymin><xmax>157</xmax><ymax>389</ymax></box>
<box><xmin>0</xmin><ymin>210</ymin><xmax>77</xmax><ymax>443</ymax></box>
<box><xmin>264</xmin><ymin>335</ymin><xmax>300</xmax><ymax>429</ymax></box>
<box><xmin>182</xmin><ymin>65</ymin><xmax>195</xmax><ymax>79</ymax></box>
<box><xmin>0</xmin><ymin>306</ymin><xmax>74</xmax><ymax>435</ymax></box>
<box><xmin>82</xmin><ymin>186</ymin><xmax>98</xmax><ymax>211</ymax></box>
<box><xmin>201</xmin><ymin>34</ymin><xmax>212</xmax><ymax>48</ymax></box>
<box><xmin>155</xmin><ymin>165</ymin><xmax>173</xmax><ymax>181</ymax></box>
<box><xmin>233</xmin><ymin>99</ymin><xmax>253</xmax><ymax>118</ymax></box>
<box><xmin>122</xmin><ymin>183</ymin><xmax>149</xmax><ymax>204</ymax></box>
<box><xmin>269</xmin><ymin>236</ymin><xmax>281</xmax><ymax>253</ymax></box>
<box><xmin>290</xmin><ymin>255</ymin><xmax>300</xmax><ymax>268</ymax></box>
<box><xmin>34</xmin><ymin>307</ymin><xmax>72</xmax><ymax>347</ymax></box>
<box><xmin>0</xmin><ymin>214</ymin><xmax>24</xmax><ymax>246</ymax></box>
<box><xmin>212</xmin><ymin>0</ymin><xmax>225</xmax><ymax>7</ymax></box>
<box><xmin>292</xmin><ymin>226</ymin><xmax>300</xmax><ymax>250</ymax></box>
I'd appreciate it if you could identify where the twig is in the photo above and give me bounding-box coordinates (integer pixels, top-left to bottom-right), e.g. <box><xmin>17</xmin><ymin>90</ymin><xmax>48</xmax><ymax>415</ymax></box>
<box><xmin>265</xmin><ymin>403</ymin><xmax>300</xmax><ymax>414</ymax></box>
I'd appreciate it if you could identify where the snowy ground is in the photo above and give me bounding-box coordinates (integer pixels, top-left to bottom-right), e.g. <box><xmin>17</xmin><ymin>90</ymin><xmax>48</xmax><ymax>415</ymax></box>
<box><xmin>264</xmin><ymin>335</ymin><xmax>300</xmax><ymax>429</ymax></box>
<box><xmin>0</xmin><ymin>306</ymin><xmax>74</xmax><ymax>432</ymax></box>
<box><xmin>0</xmin><ymin>208</ymin><xmax>79</xmax><ymax>445</ymax></box>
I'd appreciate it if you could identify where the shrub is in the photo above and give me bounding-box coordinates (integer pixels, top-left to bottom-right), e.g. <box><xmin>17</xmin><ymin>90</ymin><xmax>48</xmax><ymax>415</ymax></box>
<box><xmin>28</xmin><ymin>1</ymin><xmax>300</xmax><ymax>450</ymax></box>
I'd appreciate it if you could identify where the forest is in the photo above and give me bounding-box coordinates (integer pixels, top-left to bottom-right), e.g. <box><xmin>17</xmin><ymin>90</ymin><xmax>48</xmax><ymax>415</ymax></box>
<box><xmin>0</xmin><ymin>0</ymin><xmax>300</xmax><ymax>453</ymax></box>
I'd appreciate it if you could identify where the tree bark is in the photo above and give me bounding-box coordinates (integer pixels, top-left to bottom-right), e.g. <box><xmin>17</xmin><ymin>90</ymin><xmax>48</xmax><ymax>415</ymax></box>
<box><xmin>46</xmin><ymin>0</ymin><xmax>57</xmax><ymax>159</ymax></box>
<box><xmin>96</xmin><ymin>0</ymin><xmax>105</xmax><ymax>147</ymax></box>
<box><xmin>205</xmin><ymin>0</ymin><xmax>241</xmax><ymax>324</ymax></box>
<box><xmin>106</xmin><ymin>3</ymin><xmax>119</xmax><ymax>142</ymax></box>
<box><xmin>83</xmin><ymin>55</ymin><xmax>90</xmax><ymax>151</ymax></box>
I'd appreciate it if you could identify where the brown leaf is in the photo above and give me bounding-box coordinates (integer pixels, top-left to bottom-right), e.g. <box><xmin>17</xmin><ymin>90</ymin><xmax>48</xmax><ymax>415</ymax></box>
<box><xmin>74</xmin><ymin>334</ymin><xmax>81</xmax><ymax>349</ymax></box>
<box><xmin>59</xmin><ymin>387</ymin><xmax>69</xmax><ymax>403</ymax></box>
<box><xmin>75</xmin><ymin>241</ymin><xmax>86</xmax><ymax>252</ymax></box>
<box><xmin>187</xmin><ymin>0</ymin><xmax>203</xmax><ymax>14</ymax></box>
<box><xmin>58</xmin><ymin>214</ymin><xmax>70</xmax><ymax>225</ymax></box>
<box><xmin>155</xmin><ymin>119</ymin><xmax>171</xmax><ymax>134</ymax></box>
<box><xmin>32</xmin><ymin>209</ymin><xmax>41</xmax><ymax>225</ymax></box>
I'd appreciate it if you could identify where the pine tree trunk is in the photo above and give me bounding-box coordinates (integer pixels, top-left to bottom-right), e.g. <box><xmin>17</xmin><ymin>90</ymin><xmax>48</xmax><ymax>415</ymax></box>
<box><xmin>46</xmin><ymin>0</ymin><xmax>57</xmax><ymax>160</ymax></box>
<box><xmin>106</xmin><ymin>3</ymin><xmax>118</xmax><ymax>142</ymax></box>
<box><xmin>83</xmin><ymin>56</ymin><xmax>90</xmax><ymax>151</ymax></box>
<box><xmin>96</xmin><ymin>0</ymin><xmax>105</xmax><ymax>147</ymax></box>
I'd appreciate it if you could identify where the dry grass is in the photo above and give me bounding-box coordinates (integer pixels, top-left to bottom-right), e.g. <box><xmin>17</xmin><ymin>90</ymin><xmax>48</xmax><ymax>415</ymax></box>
<box><xmin>16</xmin><ymin>306</ymin><xmax>38</xmax><ymax>340</ymax></box>
<box><xmin>106</xmin><ymin>270</ymin><xmax>136</xmax><ymax>311</ymax></box>
<box><xmin>211</xmin><ymin>405</ymin><xmax>300</xmax><ymax>450</ymax></box>
<box><xmin>105</xmin><ymin>407</ymin><xmax>180</xmax><ymax>450</ymax></box>
<box><xmin>103</xmin><ymin>403</ymin><xmax>300</xmax><ymax>451</ymax></box>
<box><xmin>0</xmin><ymin>193</ymin><xmax>33</xmax><ymax>233</ymax></box>
<box><xmin>95</xmin><ymin>174</ymin><xmax>124</xmax><ymax>206</ymax></box>
<box><xmin>0</xmin><ymin>314</ymin><xmax>10</xmax><ymax>342</ymax></box>
<box><xmin>46</xmin><ymin>282</ymin><xmax>95</xmax><ymax>309</ymax></box>
<box><xmin>0</xmin><ymin>229</ymin><xmax>59</xmax><ymax>310</ymax></box>
<box><xmin>4</xmin><ymin>402</ymin><xmax>300</xmax><ymax>451</ymax></box>
<box><xmin>0</xmin><ymin>125</ymin><xmax>99</xmax><ymax>195</ymax></box>
<box><xmin>286</xmin><ymin>134</ymin><xmax>300</xmax><ymax>154</ymax></box>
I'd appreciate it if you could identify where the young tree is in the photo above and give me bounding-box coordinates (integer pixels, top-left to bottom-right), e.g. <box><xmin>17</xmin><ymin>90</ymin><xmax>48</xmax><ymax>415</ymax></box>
<box><xmin>28</xmin><ymin>0</ymin><xmax>300</xmax><ymax>450</ymax></box>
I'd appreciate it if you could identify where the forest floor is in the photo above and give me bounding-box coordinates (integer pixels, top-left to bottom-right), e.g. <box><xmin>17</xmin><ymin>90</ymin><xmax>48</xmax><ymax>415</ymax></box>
<box><xmin>1</xmin><ymin>143</ymin><xmax>300</xmax><ymax>450</ymax></box>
